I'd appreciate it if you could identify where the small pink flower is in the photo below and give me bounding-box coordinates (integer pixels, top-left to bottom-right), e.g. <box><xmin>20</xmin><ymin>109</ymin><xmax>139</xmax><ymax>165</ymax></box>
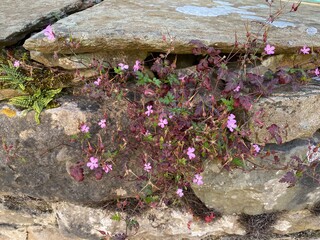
<box><xmin>80</xmin><ymin>124</ymin><xmax>89</xmax><ymax>133</ymax></box>
<box><xmin>43</xmin><ymin>25</ymin><xmax>55</xmax><ymax>41</ymax></box>
<box><xmin>314</xmin><ymin>68</ymin><xmax>320</xmax><ymax>76</ymax></box>
<box><xmin>158</xmin><ymin>118</ymin><xmax>168</xmax><ymax>128</ymax></box>
<box><xmin>103</xmin><ymin>164</ymin><xmax>113</xmax><ymax>173</ymax></box>
<box><xmin>144</xmin><ymin>162</ymin><xmax>152</xmax><ymax>172</ymax></box>
<box><xmin>193</xmin><ymin>174</ymin><xmax>203</xmax><ymax>186</ymax></box>
<box><xmin>179</xmin><ymin>75</ymin><xmax>187</xmax><ymax>83</ymax></box>
<box><xmin>87</xmin><ymin>157</ymin><xmax>99</xmax><ymax>170</ymax></box>
<box><xmin>176</xmin><ymin>188</ymin><xmax>184</xmax><ymax>197</ymax></box>
<box><xmin>187</xmin><ymin>147</ymin><xmax>196</xmax><ymax>160</ymax></box>
<box><xmin>252</xmin><ymin>144</ymin><xmax>260</xmax><ymax>153</ymax></box>
<box><xmin>94</xmin><ymin>77</ymin><xmax>101</xmax><ymax>86</ymax></box>
<box><xmin>300</xmin><ymin>45</ymin><xmax>310</xmax><ymax>54</ymax></box>
<box><xmin>264</xmin><ymin>44</ymin><xmax>275</xmax><ymax>55</ymax></box>
<box><xmin>144</xmin><ymin>130</ymin><xmax>150</xmax><ymax>136</ymax></box>
<box><xmin>98</xmin><ymin>119</ymin><xmax>106</xmax><ymax>128</ymax></box>
<box><xmin>133</xmin><ymin>60</ymin><xmax>141</xmax><ymax>71</ymax></box>
<box><xmin>118</xmin><ymin>63</ymin><xmax>129</xmax><ymax>70</ymax></box>
<box><xmin>233</xmin><ymin>85</ymin><xmax>240</xmax><ymax>92</ymax></box>
<box><xmin>13</xmin><ymin>60</ymin><xmax>20</xmax><ymax>67</ymax></box>
<box><xmin>227</xmin><ymin>114</ymin><xmax>237</xmax><ymax>132</ymax></box>
<box><xmin>145</xmin><ymin>105</ymin><xmax>153</xmax><ymax>116</ymax></box>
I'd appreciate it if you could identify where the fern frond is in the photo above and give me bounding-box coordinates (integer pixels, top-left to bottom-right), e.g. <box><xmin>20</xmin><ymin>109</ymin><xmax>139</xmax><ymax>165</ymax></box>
<box><xmin>45</xmin><ymin>88</ymin><xmax>62</xmax><ymax>98</ymax></box>
<box><xmin>0</xmin><ymin>63</ymin><xmax>32</xmax><ymax>91</ymax></box>
<box><xmin>9</xmin><ymin>95</ymin><xmax>33</xmax><ymax>108</ymax></box>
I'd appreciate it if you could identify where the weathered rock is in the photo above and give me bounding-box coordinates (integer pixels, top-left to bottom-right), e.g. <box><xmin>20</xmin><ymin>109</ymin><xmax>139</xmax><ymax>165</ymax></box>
<box><xmin>23</xmin><ymin>0</ymin><xmax>320</xmax><ymax>69</ymax></box>
<box><xmin>0</xmin><ymin>97</ymin><xmax>144</xmax><ymax>205</ymax></box>
<box><xmin>249</xmin><ymin>83</ymin><xmax>320</xmax><ymax>144</ymax></box>
<box><xmin>53</xmin><ymin>202</ymin><xmax>245</xmax><ymax>240</ymax></box>
<box><xmin>30</xmin><ymin>50</ymin><xmax>148</xmax><ymax>70</ymax></box>
<box><xmin>0</xmin><ymin>0</ymin><xmax>96</xmax><ymax>47</ymax></box>
<box><xmin>192</xmin><ymin>132</ymin><xmax>320</xmax><ymax>215</ymax></box>
<box><xmin>27</xmin><ymin>226</ymin><xmax>84</xmax><ymax>240</ymax></box>
<box><xmin>272</xmin><ymin>210</ymin><xmax>320</xmax><ymax>235</ymax></box>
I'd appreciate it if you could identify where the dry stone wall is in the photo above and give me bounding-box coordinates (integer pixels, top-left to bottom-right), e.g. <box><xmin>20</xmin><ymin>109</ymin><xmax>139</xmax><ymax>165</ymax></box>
<box><xmin>1</xmin><ymin>0</ymin><xmax>320</xmax><ymax>239</ymax></box>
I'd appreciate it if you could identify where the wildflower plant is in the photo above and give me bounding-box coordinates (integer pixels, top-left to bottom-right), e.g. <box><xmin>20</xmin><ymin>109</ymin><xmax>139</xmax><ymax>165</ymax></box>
<box><xmin>60</xmin><ymin>0</ymin><xmax>320</xmax><ymax>222</ymax></box>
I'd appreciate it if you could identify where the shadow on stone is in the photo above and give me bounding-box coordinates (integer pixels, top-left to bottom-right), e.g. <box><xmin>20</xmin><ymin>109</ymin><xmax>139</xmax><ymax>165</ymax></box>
<box><xmin>238</xmin><ymin>212</ymin><xmax>279</xmax><ymax>239</ymax></box>
<box><xmin>311</xmin><ymin>200</ymin><xmax>320</xmax><ymax>216</ymax></box>
<box><xmin>182</xmin><ymin>187</ymin><xmax>221</xmax><ymax>221</ymax></box>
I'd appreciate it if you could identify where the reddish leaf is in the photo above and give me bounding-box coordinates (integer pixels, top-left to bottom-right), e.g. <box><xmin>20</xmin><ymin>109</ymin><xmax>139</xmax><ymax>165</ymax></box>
<box><xmin>267</xmin><ymin>124</ymin><xmax>282</xmax><ymax>144</ymax></box>
<box><xmin>95</xmin><ymin>168</ymin><xmax>104</xmax><ymax>180</ymax></box>
<box><xmin>279</xmin><ymin>171</ymin><xmax>296</xmax><ymax>187</ymax></box>
<box><xmin>69</xmin><ymin>165</ymin><xmax>84</xmax><ymax>182</ymax></box>
<box><xmin>239</xmin><ymin>95</ymin><xmax>252</xmax><ymax>111</ymax></box>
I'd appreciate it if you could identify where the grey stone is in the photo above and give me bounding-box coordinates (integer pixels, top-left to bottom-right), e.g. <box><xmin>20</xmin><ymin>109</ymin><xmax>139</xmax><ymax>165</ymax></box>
<box><xmin>23</xmin><ymin>0</ymin><xmax>320</xmax><ymax>69</ymax></box>
<box><xmin>53</xmin><ymin>202</ymin><xmax>245</xmax><ymax>240</ymax></box>
<box><xmin>249</xmin><ymin>83</ymin><xmax>320</xmax><ymax>144</ymax></box>
<box><xmin>0</xmin><ymin>97</ymin><xmax>144</xmax><ymax>205</ymax></box>
<box><xmin>272</xmin><ymin>210</ymin><xmax>320</xmax><ymax>235</ymax></box>
<box><xmin>192</xmin><ymin>132</ymin><xmax>320</xmax><ymax>215</ymax></box>
<box><xmin>0</xmin><ymin>0</ymin><xmax>91</xmax><ymax>46</ymax></box>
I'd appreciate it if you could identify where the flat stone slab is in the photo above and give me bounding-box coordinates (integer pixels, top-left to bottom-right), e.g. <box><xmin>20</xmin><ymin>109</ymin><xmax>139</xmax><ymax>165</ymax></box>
<box><xmin>23</xmin><ymin>0</ymin><xmax>320</xmax><ymax>56</ymax></box>
<box><xmin>0</xmin><ymin>97</ymin><xmax>144</xmax><ymax>204</ymax></box>
<box><xmin>249</xmin><ymin>83</ymin><xmax>320</xmax><ymax>144</ymax></box>
<box><xmin>0</xmin><ymin>0</ymin><xmax>87</xmax><ymax>46</ymax></box>
<box><xmin>192</xmin><ymin>132</ymin><xmax>320</xmax><ymax>215</ymax></box>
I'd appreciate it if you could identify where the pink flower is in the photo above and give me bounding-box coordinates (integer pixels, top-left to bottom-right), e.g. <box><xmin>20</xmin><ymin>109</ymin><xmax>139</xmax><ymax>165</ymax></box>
<box><xmin>252</xmin><ymin>144</ymin><xmax>260</xmax><ymax>153</ymax></box>
<box><xmin>13</xmin><ymin>60</ymin><xmax>20</xmax><ymax>67</ymax></box>
<box><xmin>80</xmin><ymin>124</ymin><xmax>89</xmax><ymax>133</ymax></box>
<box><xmin>87</xmin><ymin>157</ymin><xmax>99</xmax><ymax>170</ymax></box>
<box><xmin>94</xmin><ymin>77</ymin><xmax>101</xmax><ymax>86</ymax></box>
<box><xmin>144</xmin><ymin>162</ymin><xmax>152</xmax><ymax>172</ymax></box>
<box><xmin>98</xmin><ymin>119</ymin><xmax>106</xmax><ymax>128</ymax></box>
<box><xmin>43</xmin><ymin>25</ymin><xmax>55</xmax><ymax>41</ymax></box>
<box><xmin>133</xmin><ymin>60</ymin><xmax>141</xmax><ymax>71</ymax></box>
<box><xmin>118</xmin><ymin>63</ymin><xmax>129</xmax><ymax>70</ymax></box>
<box><xmin>158</xmin><ymin>118</ymin><xmax>168</xmax><ymax>128</ymax></box>
<box><xmin>300</xmin><ymin>45</ymin><xmax>310</xmax><ymax>54</ymax></box>
<box><xmin>144</xmin><ymin>130</ymin><xmax>150</xmax><ymax>136</ymax></box>
<box><xmin>264</xmin><ymin>44</ymin><xmax>275</xmax><ymax>55</ymax></box>
<box><xmin>227</xmin><ymin>114</ymin><xmax>237</xmax><ymax>132</ymax></box>
<box><xmin>179</xmin><ymin>75</ymin><xmax>187</xmax><ymax>83</ymax></box>
<box><xmin>193</xmin><ymin>174</ymin><xmax>203</xmax><ymax>186</ymax></box>
<box><xmin>314</xmin><ymin>68</ymin><xmax>320</xmax><ymax>76</ymax></box>
<box><xmin>145</xmin><ymin>105</ymin><xmax>154</xmax><ymax>116</ymax></box>
<box><xmin>176</xmin><ymin>188</ymin><xmax>184</xmax><ymax>197</ymax></box>
<box><xmin>187</xmin><ymin>147</ymin><xmax>196</xmax><ymax>160</ymax></box>
<box><xmin>103</xmin><ymin>164</ymin><xmax>113</xmax><ymax>173</ymax></box>
<box><xmin>233</xmin><ymin>85</ymin><xmax>240</xmax><ymax>92</ymax></box>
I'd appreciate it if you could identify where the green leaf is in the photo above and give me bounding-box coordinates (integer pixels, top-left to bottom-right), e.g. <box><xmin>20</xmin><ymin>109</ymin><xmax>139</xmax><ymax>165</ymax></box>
<box><xmin>178</xmin><ymin>158</ymin><xmax>187</xmax><ymax>165</ymax></box>
<box><xmin>231</xmin><ymin>158</ymin><xmax>245</xmax><ymax>168</ymax></box>
<box><xmin>166</xmin><ymin>74</ymin><xmax>179</xmax><ymax>86</ymax></box>
<box><xmin>114</xmin><ymin>67</ymin><xmax>123</xmax><ymax>75</ymax></box>
<box><xmin>221</xmin><ymin>98</ymin><xmax>234</xmax><ymax>111</ymax></box>
<box><xmin>159</xmin><ymin>92</ymin><xmax>175</xmax><ymax>105</ymax></box>
<box><xmin>111</xmin><ymin>212</ymin><xmax>121</xmax><ymax>221</ymax></box>
<box><xmin>151</xmin><ymin>78</ymin><xmax>162</xmax><ymax>88</ymax></box>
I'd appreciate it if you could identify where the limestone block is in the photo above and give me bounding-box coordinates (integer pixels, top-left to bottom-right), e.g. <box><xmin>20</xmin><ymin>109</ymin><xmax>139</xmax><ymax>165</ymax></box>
<box><xmin>23</xmin><ymin>0</ymin><xmax>320</xmax><ymax>56</ymax></box>
<box><xmin>0</xmin><ymin>97</ymin><xmax>142</xmax><ymax>204</ymax></box>
<box><xmin>272</xmin><ymin>210</ymin><xmax>320</xmax><ymax>235</ymax></box>
<box><xmin>192</xmin><ymin>132</ymin><xmax>320</xmax><ymax>215</ymax></box>
<box><xmin>53</xmin><ymin>202</ymin><xmax>245</xmax><ymax>240</ymax></box>
<box><xmin>0</xmin><ymin>0</ymin><xmax>85</xmax><ymax>46</ymax></box>
<box><xmin>249</xmin><ymin>84</ymin><xmax>320</xmax><ymax>144</ymax></box>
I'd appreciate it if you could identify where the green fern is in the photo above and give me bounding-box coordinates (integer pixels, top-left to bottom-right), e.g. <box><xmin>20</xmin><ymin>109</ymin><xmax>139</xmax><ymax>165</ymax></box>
<box><xmin>9</xmin><ymin>88</ymin><xmax>62</xmax><ymax>124</ymax></box>
<box><xmin>8</xmin><ymin>95</ymin><xmax>33</xmax><ymax>108</ymax></box>
<box><xmin>0</xmin><ymin>61</ymin><xmax>32</xmax><ymax>91</ymax></box>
